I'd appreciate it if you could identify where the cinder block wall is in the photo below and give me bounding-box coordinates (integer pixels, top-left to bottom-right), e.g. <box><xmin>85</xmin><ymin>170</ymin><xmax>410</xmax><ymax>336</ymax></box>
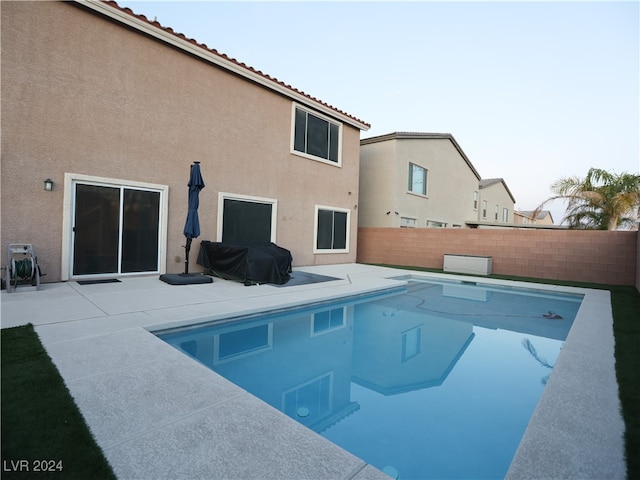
<box><xmin>357</xmin><ymin>228</ymin><xmax>638</xmax><ymax>286</ymax></box>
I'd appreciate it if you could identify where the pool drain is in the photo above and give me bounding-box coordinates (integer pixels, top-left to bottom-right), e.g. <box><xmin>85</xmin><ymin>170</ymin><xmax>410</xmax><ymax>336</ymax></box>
<box><xmin>296</xmin><ymin>407</ymin><xmax>310</xmax><ymax>418</ymax></box>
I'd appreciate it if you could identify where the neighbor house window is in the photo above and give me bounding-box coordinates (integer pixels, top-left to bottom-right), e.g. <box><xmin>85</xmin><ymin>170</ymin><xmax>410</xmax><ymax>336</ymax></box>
<box><xmin>315</xmin><ymin>206</ymin><xmax>349</xmax><ymax>253</ymax></box>
<box><xmin>408</xmin><ymin>163</ymin><xmax>427</xmax><ymax>195</ymax></box>
<box><xmin>495</xmin><ymin>204</ymin><xmax>499</xmax><ymax>221</ymax></box>
<box><xmin>503</xmin><ymin>208</ymin><xmax>509</xmax><ymax>222</ymax></box>
<box><xmin>292</xmin><ymin>105</ymin><xmax>341</xmax><ymax>164</ymax></box>
<box><xmin>482</xmin><ymin>200</ymin><xmax>487</xmax><ymax>218</ymax></box>
<box><xmin>473</xmin><ymin>191</ymin><xmax>478</xmax><ymax>209</ymax></box>
<box><xmin>400</xmin><ymin>217</ymin><xmax>417</xmax><ymax>228</ymax></box>
<box><xmin>427</xmin><ymin>220</ymin><xmax>447</xmax><ymax>228</ymax></box>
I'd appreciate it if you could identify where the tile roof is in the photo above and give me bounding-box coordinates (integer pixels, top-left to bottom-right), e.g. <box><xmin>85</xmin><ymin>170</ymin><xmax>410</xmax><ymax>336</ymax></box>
<box><xmin>93</xmin><ymin>0</ymin><xmax>370</xmax><ymax>130</ymax></box>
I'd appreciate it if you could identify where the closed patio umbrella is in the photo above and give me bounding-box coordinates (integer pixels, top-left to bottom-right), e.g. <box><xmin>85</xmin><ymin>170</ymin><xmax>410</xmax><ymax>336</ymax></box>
<box><xmin>183</xmin><ymin>161</ymin><xmax>205</xmax><ymax>274</ymax></box>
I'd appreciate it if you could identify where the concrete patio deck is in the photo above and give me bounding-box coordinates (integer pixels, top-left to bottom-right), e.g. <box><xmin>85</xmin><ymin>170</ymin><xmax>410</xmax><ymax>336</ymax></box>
<box><xmin>1</xmin><ymin>264</ymin><xmax>626</xmax><ymax>479</ymax></box>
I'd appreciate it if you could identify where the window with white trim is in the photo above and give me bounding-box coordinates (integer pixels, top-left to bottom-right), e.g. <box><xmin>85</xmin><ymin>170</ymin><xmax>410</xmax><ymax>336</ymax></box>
<box><xmin>62</xmin><ymin>173</ymin><xmax>168</xmax><ymax>281</ymax></box>
<box><xmin>400</xmin><ymin>217</ymin><xmax>417</xmax><ymax>228</ymax></box>
<box><xmin>217</xmin><ymin>192</ymin><xmax>277</xmax><ymax>243</ymax></box>
<box><xmin>473</xmin><ymin>191</ymin><xmax>478</xmax><ymax>210</ymax></box>
<box><xmin>427</xmin><ymin>220</ymin><xmax>447</xmax><ymax>228</ymax></box>
<box><xmin>292</xmin><ymin>105</ymin><xmax>341</xmax><ymax>164</ymax></box>
<box><xmin>482</xmin><ymin>200</ymin><xmax>487</xmax><ymax>218</ymax></box>
<box><xmin>503</xmin><ymin>208</ymin><xmax>509</xmax><ymax>222</ymax></box>
<box><xmin>495</xmin><ymin>204</ymin><xmax>499</xmax><ymax>221</ymax></box>
<box><xmin>408</xmin><ymin>163</ymin><xmax>427</xmax><ymax>195</ymax></box>
<box><xmin>315</xmin><ymin>206</ymin><xmax>349</xmax><ymax>253</ymax></box>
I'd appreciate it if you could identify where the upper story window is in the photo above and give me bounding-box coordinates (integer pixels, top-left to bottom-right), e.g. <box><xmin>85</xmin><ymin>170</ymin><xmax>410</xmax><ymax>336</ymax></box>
<box><xmin>482</xmin><ymin>200</ymin><xmax>487</xmax><ymax>218</ymax></box>
<box><xmin>503</xmin><ymin>208</ymin><xmax>509</xmax><ymax>222</ymax></box>
<box><xmin>495</xmin><ymin>204</ymin><xmax>499</xmax><ymax>221</ymax></box>
<box><xmin>408</xmin><ymin>163</ymin><xmax>427</xmax><ymax>195</ymax></box>
<box><xmin>473</xmin><ymin>191</ymin><xmax>478</xmax><ymax>210</ymax></box>
<box><xmin>292</xmin><ymin>105</ymin><xmax>341</xmax><ymax>165</ymax></box>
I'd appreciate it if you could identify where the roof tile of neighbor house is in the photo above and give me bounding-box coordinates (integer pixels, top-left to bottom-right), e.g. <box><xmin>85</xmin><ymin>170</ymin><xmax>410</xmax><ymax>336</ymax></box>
<box><xmin>360</xmin><ymin>132</ymin><xmax>482</xmax><ymax>180</ymax></box>
<box><xmin>96</xmin><ymin>0</ymin><xmax>370</xmax><ymax>130</ymax></box>
<box><xmin>479</xmin><ymin>177</ymin><xmax>516</xmax><ymax>204</ymax></box>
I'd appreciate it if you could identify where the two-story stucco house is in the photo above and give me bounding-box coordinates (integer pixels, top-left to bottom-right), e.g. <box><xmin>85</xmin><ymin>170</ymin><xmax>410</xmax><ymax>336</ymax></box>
<box><xmin>514</xmin><ymin>210</ymin><xmax>555</xmax><ymax>226</ymax></box>
<box><xmin>476</xmin><ymin>178</ymin><xmax>516</xmax><ymax>224</ymax></box>
<box><xmin>1</xmin><ymin>0</ymin><xmax>370</xmax><ymax>283</ymax></box>
<box><xmin>359</xmin><ymin>132</ymin><xmax>515</xmax><ymax>229</ymax></box>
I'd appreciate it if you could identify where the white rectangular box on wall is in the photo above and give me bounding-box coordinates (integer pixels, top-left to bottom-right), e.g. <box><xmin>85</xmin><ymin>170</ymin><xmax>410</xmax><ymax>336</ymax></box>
<box><xmin>443</xmin><ymin>254</ymin><xmax>493</xmax><ymax>276</ymax></box>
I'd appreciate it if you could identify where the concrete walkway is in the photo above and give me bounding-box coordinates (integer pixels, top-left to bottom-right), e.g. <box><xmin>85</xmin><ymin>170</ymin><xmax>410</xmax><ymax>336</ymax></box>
<box><xmin>1</xmin><ymin>264</ymin><xmax>626</xmax><ymax>479</ymax></box>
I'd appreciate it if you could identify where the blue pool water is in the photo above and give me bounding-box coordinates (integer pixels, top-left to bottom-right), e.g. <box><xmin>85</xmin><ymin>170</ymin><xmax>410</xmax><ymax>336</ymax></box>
<box><xmin>157</xmin><ymin>278</ymin><xmax>582</xmax><ymax>479</ymax></box>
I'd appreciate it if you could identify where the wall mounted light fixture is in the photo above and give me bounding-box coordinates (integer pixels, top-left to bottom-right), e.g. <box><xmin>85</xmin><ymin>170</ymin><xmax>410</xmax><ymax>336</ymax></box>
<box><xmin>44</xmin><ymin>179</ymin><xmax>53</xmax><ymax>191</ymax></box>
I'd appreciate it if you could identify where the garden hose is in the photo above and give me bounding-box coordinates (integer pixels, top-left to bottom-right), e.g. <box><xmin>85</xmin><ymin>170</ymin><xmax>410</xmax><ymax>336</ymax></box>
<box><xmin>11</xmin><ymin>258</ymin><xmax>34</xmax><ymax>288</ymax></box>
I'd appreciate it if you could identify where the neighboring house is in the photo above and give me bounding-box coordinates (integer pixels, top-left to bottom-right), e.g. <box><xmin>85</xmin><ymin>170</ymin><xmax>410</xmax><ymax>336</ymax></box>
<box><xmin>1</xmin><ymin>1</ymin><xmax>369</xmax><ymax>283</ymax></box>
<box><xmin>477</xmin><ymin>178</ymin><xmax>516</xmax><ymax>224</ymax></box>
<box><xmin>515</xmin><ymin>210</ymin><xmax>555</xmax><ymax>225</ymax></box>
<box><xmin>359</xmin><ymin>132</ymin><xmax>482</xmax><ymax>229</ymax></box>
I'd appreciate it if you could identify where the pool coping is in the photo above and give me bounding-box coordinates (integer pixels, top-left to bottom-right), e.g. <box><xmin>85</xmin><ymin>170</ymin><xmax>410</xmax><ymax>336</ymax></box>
<box><xmin>0</xmin><ymin>264</ymin><xmax>626</xmax><ymax>479</ymax></box>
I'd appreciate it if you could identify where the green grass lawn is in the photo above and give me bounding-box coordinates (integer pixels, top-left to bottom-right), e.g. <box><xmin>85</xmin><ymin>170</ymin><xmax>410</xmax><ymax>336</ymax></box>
<box><xmin>1</xmin><ymin>324</ymin><xmax>116</xmax><ymax>479</ymax></box>
<box><xmin>1</xmin><ymin>270</ymin><xmax>638</xmax><ymax>479</ymax></box>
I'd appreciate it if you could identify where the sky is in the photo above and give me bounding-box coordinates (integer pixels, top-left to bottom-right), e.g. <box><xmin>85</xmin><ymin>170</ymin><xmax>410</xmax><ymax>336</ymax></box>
<box><xmin>125</xmin><ymin>0</ymin><xmax>639</xmax><ymax>224</ymax></box>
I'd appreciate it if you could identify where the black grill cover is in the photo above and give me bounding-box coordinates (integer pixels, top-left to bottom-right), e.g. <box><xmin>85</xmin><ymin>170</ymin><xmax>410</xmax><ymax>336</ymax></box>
<box><xmin>197</xmin><ymin>241</ymin><xmax>292</xmax><ymax>285</ymax></box>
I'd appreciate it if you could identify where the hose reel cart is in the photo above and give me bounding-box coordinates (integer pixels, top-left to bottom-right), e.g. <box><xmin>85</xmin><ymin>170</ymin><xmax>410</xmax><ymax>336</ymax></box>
<box><xmin>5</xmin><ymin>244</ymin><xmax>41</xmax><ymax>292</ymax></box>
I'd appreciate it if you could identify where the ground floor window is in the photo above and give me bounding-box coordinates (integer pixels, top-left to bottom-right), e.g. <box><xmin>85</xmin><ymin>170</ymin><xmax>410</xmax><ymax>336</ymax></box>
<box><xmin>400</xmin><ymin>217</ymin><xmax>417</xmax><ymax>228</ymax></box>
<box><xmin>314</xmin><ymin>206</ymin><xmax>349</xmax><ymax>253</ymax></box>
<box><xmin>427</xmin><ymin>220</ymin><xmax>447</xmax><ymax>228</ymax></box>
<box><xmin>218</xmin><ymin>193</ymin><xmax>277</xmax><ymax>244</ymax></box>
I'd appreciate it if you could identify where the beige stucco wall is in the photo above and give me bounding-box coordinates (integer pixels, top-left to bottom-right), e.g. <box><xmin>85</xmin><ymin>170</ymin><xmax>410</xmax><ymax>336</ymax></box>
<box><xmin>1</xmin><ymin>1</ymin><xmax>363</xmax><ymax>282</ymax></box>
<box><xmin>358</xmin><ymin>139</ymin><xmax>397</xmax><ymax>227</ymax></box>
<box><xmin>477</xmin><ymin>182</ymin><xmax>515</xmax><ymax>223</ymax></box>
<box><xmin>359</xmin><ymin>136</ymin><xmax>480</xmax><ymax>228</ymax></box>
<box><xmin>513</xmin><ymin>212</ymin><xmax>531</xmax><ymax>225</ymax></box>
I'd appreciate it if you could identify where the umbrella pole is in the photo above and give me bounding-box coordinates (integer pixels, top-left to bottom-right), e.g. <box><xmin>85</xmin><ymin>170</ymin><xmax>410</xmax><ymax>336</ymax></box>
<box><xmin>184</xmin><ymin>237</ymin><xmax>192</xmax><ymax>274</ymax></box>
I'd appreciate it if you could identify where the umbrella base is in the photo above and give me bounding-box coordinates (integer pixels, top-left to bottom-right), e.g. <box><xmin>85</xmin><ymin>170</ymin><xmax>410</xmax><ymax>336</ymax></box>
<box><xmin>159</xmin><ymin>273</ymin><xmax>213</xmax><ymax>285</ymax></box>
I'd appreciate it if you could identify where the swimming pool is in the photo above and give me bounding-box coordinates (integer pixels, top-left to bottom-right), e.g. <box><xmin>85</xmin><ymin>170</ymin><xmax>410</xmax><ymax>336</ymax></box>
<box><xmin>157</xmin><ymin>278</ymin><xmax>583</xmax><ymax>479</ymax></box>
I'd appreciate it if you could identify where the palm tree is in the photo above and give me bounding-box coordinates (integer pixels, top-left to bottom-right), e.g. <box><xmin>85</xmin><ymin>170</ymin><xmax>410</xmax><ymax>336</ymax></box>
<box><xmin>535</xmin><ymin>168</ymin><xmax>640</xmax><ymax>230</ymax></box>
